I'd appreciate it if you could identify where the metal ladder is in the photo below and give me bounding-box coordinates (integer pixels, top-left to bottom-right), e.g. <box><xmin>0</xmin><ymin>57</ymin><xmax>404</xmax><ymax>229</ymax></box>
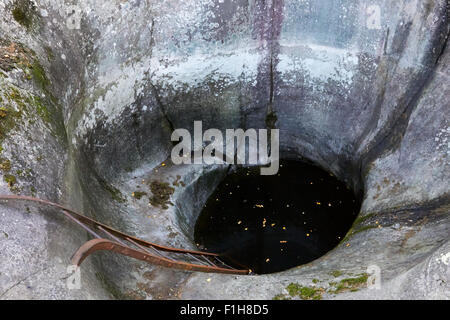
<box><xmin>0</xmin><ymin>195</ymin><xmax>250</xmax><ymax>275</ymax></box>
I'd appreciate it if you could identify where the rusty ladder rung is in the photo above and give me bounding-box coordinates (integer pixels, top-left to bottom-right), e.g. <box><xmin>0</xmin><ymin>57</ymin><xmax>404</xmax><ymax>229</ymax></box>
<box><xmin>0</xmin><ymin>195</ymin><xmax>250</xmax><ymax>275</ymax></box>
<box><xmin>125</xmin><ymin>237</ymin><xmax>171</xmax><ymax>260</ymax></box>
<box><xmin>186</xmin><ymin>252</ymin><xmax>214</xmax><ymax>267</ymax></box>
<box><xmin>97</xmin><ymin>225</ymin><xmax>127</xmax><ymax>246</ymax></box>
<box><xmin>62</xmin><ymin>210</ymin><xmax>102</xmax><ymax>239</ymax></box>
<box><xmin>213</xmin><ymin>256</ymin><xmax>238</xmax><ymax>270</ymax></box>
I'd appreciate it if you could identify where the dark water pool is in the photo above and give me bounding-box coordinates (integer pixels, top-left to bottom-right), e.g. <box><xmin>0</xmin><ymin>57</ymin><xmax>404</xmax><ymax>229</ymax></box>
<box><xmin>194</xmin><ymin>160</ymin><xmax>361</xmax><ymax>274</ymax></box>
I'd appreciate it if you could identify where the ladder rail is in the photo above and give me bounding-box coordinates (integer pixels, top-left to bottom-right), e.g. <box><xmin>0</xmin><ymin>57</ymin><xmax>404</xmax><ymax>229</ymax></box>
<box><xmin>0</xmin><ymin>195</ymin><xmax>250</xmax><ymax>275</ymax></box>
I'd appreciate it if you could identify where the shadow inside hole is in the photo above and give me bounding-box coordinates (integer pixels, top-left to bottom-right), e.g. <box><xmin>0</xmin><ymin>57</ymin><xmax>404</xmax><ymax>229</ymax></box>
<box><xmin>194</xmin><ymin>160</ymin><xmax>362</xmax><ymax>274</ymax></box>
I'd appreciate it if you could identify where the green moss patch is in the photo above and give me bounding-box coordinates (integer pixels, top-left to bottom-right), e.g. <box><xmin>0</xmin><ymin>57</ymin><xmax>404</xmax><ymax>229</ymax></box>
<box><xmin>0</xmin><ymin>53</ymin><xmax>67</xmax><ymax>145</ymax></box>
<box><xmin>31</xmin><ymin>60</ymin><xmax>50</xmax><ymax>91</ymax></box>
<box><xmin>328</xmin><ymin>273</ymin><xmax>369</xmax><ymax>294</ymax></box>
<box><xmin>286</xmin><ymin>283</ymin><xmax>324</xmax><ymax>300</ymax></box>
<box><xmin>0</xmin><ymin>39</ymin><xmax>52</xmax><ymax>94</ymax></box>
<box><xmin>148</xmin><ymin>180</ymin><xmax>175</xmax><ymax>209</ymax></box>
<box><xmin>0</xmin><ymin>87</ymin><xmax>24</xmax><ymax>146</ymax></box>
<box><xmin>330</xmin><ymin>270</ymin><xmax>343</xmax><ymax>278</ymax></box>
<box><xmin>341</xmin><ymin>213</ymin><xmax>377</xmax><ymax>242</ymax></box>
<box><xmin>272</xmin><ymin>294</ymin><xmax>291</xmax><ymax>300</ymax></box>
<box><xmin>12</xmin><ymin>7</ymin><xmax>31</xmax><ymax>29</ymax></box>
<box><xmin>352</xmin><ymin>213</ymin><xmax>376</xmax><ymax>228</ymax></box>
<box><xmin>0</xmin><ymin>39</ymin><xmax>36</xmax><ymax>76</ymax></box>
<box><xmin>11</xmin><ymin>0</ymin><xmax>38</xmax><ymax>30</ymax></box>
<box><xmin>0</xmin><ymin>158</ymin><xmax>11</xmax><ymax>172</ymax></box>
<box><xmin>33</xmin><ymin>95</ymin><xmax>51</xmax><ymax>123</ymax></box>
<box><xmin>3</xmin><ymin>174</ymin><xmax>16</xmax><ymax>187</ymax></box>
<box><xmin>0</xmin><ymin>107</ymin><xmax>7</xmax><ymax>118</ymax></box>
<box><xmin>131</xmin><ymin>191</ymin><xmax>147</xmax><ymax>200</ymax></box>
<box><xmin>97</xmin><ymin>177</ymin><xmax>126</xmax><ymax>203</ymax></box>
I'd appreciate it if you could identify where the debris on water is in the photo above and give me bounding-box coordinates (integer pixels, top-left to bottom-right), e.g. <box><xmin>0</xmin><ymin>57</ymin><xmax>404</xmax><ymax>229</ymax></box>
<box><xmin>194</xmin><ymin>160</ymin><xmax>361</xmax><ymax>274</ymax></box>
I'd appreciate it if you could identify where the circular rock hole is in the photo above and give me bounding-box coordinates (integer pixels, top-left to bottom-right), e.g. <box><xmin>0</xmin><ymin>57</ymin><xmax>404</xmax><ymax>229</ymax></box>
<box><xmin>194</xmin><ymin>160</ymin><xmax>362</xmax><ymax>274</ymax></box>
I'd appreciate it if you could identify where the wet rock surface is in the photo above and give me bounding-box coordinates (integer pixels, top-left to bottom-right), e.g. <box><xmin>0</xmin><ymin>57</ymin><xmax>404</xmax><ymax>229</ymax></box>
<box><xmin>0</xmin><ymin>0</ymin><xmax>448</xmax><ymax>299</ymax></box>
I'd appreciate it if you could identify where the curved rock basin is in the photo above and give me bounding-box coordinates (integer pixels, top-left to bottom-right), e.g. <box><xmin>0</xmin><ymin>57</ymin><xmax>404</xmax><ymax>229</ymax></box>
<box><xmin>0</xmin><ymin>0</ymin><xmax>448</xmax><ymax>299</ymax></box>
<box><xmin>194</xmin><ymin>160</ymin><xmax>362</xmax><ymax>275</ymax></box>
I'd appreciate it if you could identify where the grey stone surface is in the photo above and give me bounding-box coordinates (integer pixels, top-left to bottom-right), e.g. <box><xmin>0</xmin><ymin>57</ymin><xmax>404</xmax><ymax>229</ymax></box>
<box><xmin>0</xmin><ymin>0</ymin><xmax>448</xmax><ymax>299</ymax></box>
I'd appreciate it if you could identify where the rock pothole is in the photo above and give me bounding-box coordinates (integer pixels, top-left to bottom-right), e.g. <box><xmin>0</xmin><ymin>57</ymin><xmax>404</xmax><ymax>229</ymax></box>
<box><xmin>0</xmin><ymin>0</ymin><xmax>448</xmax><ymax>300</ymax></box>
